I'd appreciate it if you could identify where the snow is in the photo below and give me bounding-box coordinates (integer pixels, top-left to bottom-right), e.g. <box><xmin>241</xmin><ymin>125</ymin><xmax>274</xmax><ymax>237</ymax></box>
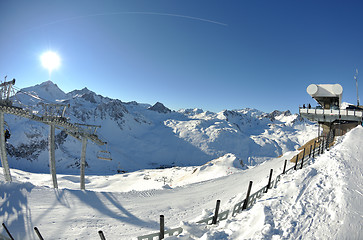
<box><xmin>1</xmin><ymin>125</ymin><xmax>363</xmax><ymax>239</ymax></box>
<box><xmin>1</xmin><ymin>81</ymin><xmax>362</xmax><ymax>239</ymax></box>
<box><xmin>167</xmin><ymin>126</ymin><xmax>363</xmax><ymax>240</ymax></box>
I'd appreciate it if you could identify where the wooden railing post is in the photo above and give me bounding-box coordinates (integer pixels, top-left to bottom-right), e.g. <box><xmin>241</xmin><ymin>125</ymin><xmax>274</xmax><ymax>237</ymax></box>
<box><xmin>2</xmin><ymin>223</ymin><xmax>14</xmax><ymax>240</ymax></box>
<box><xmin>321</xmin><ymin>139</ymin><xmax>324</xmax><ymax>154</ymax></box>
<box><xmin>265</xmin><ymin>169</ymin><xmax>273</xmax><ymax>193</ymax></box>
<box><xmin>318</xmin><ymin>140</ymin><xmax>321</xmax><ymax>156</ymax></box>
<box><xmin>212</xmin><ymin>200</ymin><xmax>221</xmax><ymax>224</ymax></box>
<box><xmin>34</xmin><ymin>227</ymin><xmax>44</xmax><ymax>240</ymax></box>
<box><xmin>98</xmin><ymin>230</ymin><xmax>106</xmax><ymax>240</ymax></box>
<box><xmin>294</xmin><ymin>155</ymin><xmax>298</xmax><ymax>170</ymax></box>
<box><xmin>242</xmin><ymin>181</ymin><xmax>253</xmax><ymax>210</ymax></box>
<box><xmin>312</xmin><ymin>141</ymin><xmax>316</xmax><ymax>158</ymax></box>
<box><xmin>283</xmin><ymin>160</ymin><xmax>287</xmax><ymax>174</ymax></box>
<box><xmin>159</xmin><ymin>215</ymin><xmax>165</xmax><ymax>239</ymax></box>
<box><xmin>299</xmin><ymin>148</ymin><xmax>305</xmax><ymax>169</ymax></box>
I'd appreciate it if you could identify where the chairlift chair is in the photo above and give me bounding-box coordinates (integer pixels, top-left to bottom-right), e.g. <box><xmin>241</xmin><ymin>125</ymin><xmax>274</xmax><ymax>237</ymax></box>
<box><xmin>97</xmin><ymin>150</ymin><xmax>112</xmax><ymax>161</ymax></box>
<box><xmin>97</xmin><ymin>143</ymin><xmax>112</xmax><ymax>161</ymax></box>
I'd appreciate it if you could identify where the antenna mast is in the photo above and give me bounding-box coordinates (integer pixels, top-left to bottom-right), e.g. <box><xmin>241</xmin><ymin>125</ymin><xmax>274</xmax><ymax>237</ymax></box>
<box><xmin>355</xmin><ymin>69</ymin><xmax>359</xmax><ymax>106</ymax></box>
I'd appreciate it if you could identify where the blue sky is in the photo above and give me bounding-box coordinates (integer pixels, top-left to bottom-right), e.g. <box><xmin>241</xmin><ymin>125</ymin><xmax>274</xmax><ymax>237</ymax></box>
<box><xmin>1</xmin><ymin>0</ymin><xmax>363</xmax><ymax>113</ymax></box>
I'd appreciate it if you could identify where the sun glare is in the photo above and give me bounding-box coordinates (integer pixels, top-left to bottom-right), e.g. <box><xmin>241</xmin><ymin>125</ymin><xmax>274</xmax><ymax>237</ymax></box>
<box><xmin>40</xmin><ymin>51</ymin><xmax>61</xmax><ymax>74</ymax></box>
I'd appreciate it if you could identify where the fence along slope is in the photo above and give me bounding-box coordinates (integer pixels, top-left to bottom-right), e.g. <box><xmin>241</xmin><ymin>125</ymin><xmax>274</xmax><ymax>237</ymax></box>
<box><xmin>137</xmin><ymin>133</ymin><xmax>334</xmax><ymax>239</ymax></box>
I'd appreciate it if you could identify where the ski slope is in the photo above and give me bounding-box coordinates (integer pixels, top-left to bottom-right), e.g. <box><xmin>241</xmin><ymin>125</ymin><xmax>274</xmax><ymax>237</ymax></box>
<box><xmin>1</xmin><ymin>127</ymin><xmax>362</xmax><ymax>239</ymax></box>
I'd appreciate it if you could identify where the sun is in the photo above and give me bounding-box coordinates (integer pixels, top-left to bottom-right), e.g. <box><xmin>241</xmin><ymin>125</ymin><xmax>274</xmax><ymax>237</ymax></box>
<box><xmin>40</xmin><ymin>51</ymin><xmax>61</xmax><ymax>74</ymax></box>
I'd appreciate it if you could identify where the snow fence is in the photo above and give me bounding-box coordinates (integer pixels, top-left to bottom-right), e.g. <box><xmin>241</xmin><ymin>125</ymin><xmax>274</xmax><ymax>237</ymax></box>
<box><xmin>137</xmin><ymin>132</ymin><xmax>334</xmax><ymax>240</ymax></box>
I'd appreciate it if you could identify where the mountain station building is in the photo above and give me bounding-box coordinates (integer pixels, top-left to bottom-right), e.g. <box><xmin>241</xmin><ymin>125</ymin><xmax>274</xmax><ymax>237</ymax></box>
<box><xmin>299</xmin><ymin>84</ymin><xmax>363</xmax><ymax>137</ymax></box>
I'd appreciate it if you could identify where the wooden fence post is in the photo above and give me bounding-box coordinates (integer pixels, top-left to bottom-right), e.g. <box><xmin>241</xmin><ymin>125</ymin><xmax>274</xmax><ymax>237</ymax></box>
<box><xmin>312</xmin><ymin>141</ymin><xmax>316</xmax><ymax>158</ymax></box>
<box><xmin>318</xmin><ymin>140</ymin><xmax>321</xmax><ymax>156</ymax></box>
<box><xmin>2</xmin><ymin>223</ymin><xmax>14</xmax><ymax>240</ymax></box>
<box><xmin>301</xmin><ymin>148</ymin><xmax>305</xmax><ymax>169</ymax></box>
<box><xmin>321</xmin><ymin>139</ymin><xmax>324</xmax><ymax>154</ymax></box>
<box><xmin>265</xmin><ymin>169</ymin><xmax>273</xmax><ymax>193</ymax></box>
<box><xmin>309</xmin><ymin>145</ymin><xmax>312</xmax><ymax>158</ymax></box>
<box><xmin>302</xmin><ymin>148</ymin><xmax>305</xmax><ymax>159</ymax></box>
<box><xmin>34</xmin><ymin>227</ymin><xmax>44</xmax><ymax>240</ymax></box>
<box><xmin>98</xmin><ymin>230</ymin><xmax>106</xmax><ymax>240</ymax></box>
<box><xmin>242</xmin><ymin>181</ymin><xmax>253</xmax><ymax>210</ymax></box>
<box><xmin>294</xmin><ymin>155</ymin><xmax>298</xmax><ymax>170</ymax></box>
<box><xmin>159</xmin><ymin>215</ymin><xmax>165</xmax><ymax>239</ymax></box>
<box><xmin>212</xmin><ymin>200</ymin><xmax>221</xmax><ymax>224</ymax></box>
<box><xmin>283</xmin><ymin>160</ymin><xmax>287</xmax><ymax>174</ymax></box>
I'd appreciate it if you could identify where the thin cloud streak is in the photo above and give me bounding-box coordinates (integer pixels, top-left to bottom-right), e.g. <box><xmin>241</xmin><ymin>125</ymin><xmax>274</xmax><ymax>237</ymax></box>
<box><xmin>25</xmin><ymin>11</ymin><xmax>228</xmax><ymax>33</ymax></box>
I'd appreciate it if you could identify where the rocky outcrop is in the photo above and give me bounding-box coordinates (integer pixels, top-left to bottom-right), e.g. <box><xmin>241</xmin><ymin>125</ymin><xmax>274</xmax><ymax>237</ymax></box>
<box><xmin>148</xmin><ymin>102</ymin><xmax>171</xmax><ymax>114</ymax></box>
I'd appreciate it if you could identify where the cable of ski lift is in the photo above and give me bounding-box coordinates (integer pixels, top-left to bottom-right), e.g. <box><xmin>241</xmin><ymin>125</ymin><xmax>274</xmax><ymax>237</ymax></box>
<box><xmin>13</xmin><ymin>86</ymin><xmax>54</xmax><ymax>103</ymax></box>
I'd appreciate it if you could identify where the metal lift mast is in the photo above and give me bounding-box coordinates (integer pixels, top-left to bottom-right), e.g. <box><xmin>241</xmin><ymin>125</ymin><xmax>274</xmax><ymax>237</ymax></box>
<box><xmin>0</xmin><ymin>78</ymin><xmax>107</xmax><ymax>190</ymax></box>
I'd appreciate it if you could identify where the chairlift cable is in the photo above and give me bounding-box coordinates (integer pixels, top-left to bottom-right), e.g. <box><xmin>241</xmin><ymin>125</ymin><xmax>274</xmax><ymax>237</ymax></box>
<box><xmin>13</xmin><ymin>86</ymin><xmax>56</xmax><ymax>104</ymax></box>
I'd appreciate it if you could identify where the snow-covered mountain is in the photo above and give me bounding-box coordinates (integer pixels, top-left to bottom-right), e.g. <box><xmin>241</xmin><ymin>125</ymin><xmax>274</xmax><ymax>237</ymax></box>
<box><xmin>5</xmin><ymin>81</ymin><xmax>317</xmax><ymax>174</ymax></box>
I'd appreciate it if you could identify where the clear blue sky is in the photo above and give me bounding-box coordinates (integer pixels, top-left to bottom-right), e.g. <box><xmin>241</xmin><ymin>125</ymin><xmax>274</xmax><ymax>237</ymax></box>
<box><xmin>1</xmin><ymin>0</ymin><xmax>363</xmax><ymax>113</ymax></box>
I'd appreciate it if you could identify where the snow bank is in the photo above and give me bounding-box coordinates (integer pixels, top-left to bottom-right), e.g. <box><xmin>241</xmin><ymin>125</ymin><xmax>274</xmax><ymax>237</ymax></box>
<box><xmin>173</xmin><ymin>154</ymin><xmax>244</xmax><ymax>187</ymax></box>
<box><xmin>167</xmin><ymin>127</ymin><xmax>363</xmax><ymax>239</ymax></box>
<box><xmin>4</xmin><ymin>153</ymin><xmax>244</xmax><ymax>192</ymax></box>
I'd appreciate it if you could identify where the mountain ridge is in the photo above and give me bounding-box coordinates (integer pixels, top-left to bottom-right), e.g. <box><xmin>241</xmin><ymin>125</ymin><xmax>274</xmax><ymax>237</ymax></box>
<box><xmin>5</xmin><ymin>80</ymin><xmax>317</xmax><ymax>174</ymax></box>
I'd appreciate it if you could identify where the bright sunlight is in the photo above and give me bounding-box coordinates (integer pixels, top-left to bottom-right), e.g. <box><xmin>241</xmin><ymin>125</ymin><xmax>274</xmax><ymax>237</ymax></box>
<box><xmin>40</xmin><ymin>51</ymin><xmax>61</xmax><ymax>75</ymax></box>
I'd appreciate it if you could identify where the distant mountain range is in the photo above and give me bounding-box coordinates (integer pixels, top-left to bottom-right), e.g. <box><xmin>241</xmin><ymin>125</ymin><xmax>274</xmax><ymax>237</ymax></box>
<box><xmin>4</xmin><ymin>81</ymin><xmax>317</xmax><ymax>174</ymax></box>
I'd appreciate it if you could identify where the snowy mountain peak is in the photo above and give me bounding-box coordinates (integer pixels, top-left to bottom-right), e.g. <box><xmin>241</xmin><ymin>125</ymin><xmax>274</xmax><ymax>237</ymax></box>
<box><xmin>265</xmin><ymin>110</ymin><xmax>292</xmax><ymax>121</ymax></box>
<box><xmin>148</xmin><ymin>102</ymin><xmax>171</xmax><ymax>113</ymax></box>
<box><xmin>66</xmin><ymin>87</ymin><xmax>113</xmax><ymax>106</ymax></box>
<box><xmin>20</xmin><ymin>80</ymin><xmax>67</xmax><ymax>102</ymax></box>
<box><xmin>68</xmin><ymin>87</ymin><xmax>95</xmax><ymax>97</ymax></box>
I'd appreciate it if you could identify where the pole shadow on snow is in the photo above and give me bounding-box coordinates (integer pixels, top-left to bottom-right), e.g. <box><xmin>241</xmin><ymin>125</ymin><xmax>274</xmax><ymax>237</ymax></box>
<box><xmin>70</xmin><ymin>190</ymin><xmax>157</xmax><ymax>227</ymax></box>
<box><xmin>30</xmin><ymin>189</ymin><xmax>158</xmax><ymax>239</ymax></box>
<box><xmin>0</xmin><ymin>182</ymin><xmax>35</xmax><ymax>239</ymax></box>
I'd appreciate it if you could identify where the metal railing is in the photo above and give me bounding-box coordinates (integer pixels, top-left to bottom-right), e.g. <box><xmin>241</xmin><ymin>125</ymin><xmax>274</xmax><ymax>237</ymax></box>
<box><xmin>299</xmin><ymin>107</ymin><xmax>363</xmax><ymax>117</ymax></box>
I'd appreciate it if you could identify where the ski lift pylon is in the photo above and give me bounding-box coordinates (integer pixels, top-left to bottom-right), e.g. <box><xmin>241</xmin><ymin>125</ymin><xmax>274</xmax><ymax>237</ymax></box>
<box><xmin>97</xmin><ymin>143</ymin><xmax>112</xmax><ymax>161</ymax></box>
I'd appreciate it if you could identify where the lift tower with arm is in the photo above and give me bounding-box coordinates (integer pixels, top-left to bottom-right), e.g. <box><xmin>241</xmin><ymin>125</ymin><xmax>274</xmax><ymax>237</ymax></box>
<box><xmin>0</xmin><ymin>78</ymin><xmax>108</xmax><ymax>190</ymax></box>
